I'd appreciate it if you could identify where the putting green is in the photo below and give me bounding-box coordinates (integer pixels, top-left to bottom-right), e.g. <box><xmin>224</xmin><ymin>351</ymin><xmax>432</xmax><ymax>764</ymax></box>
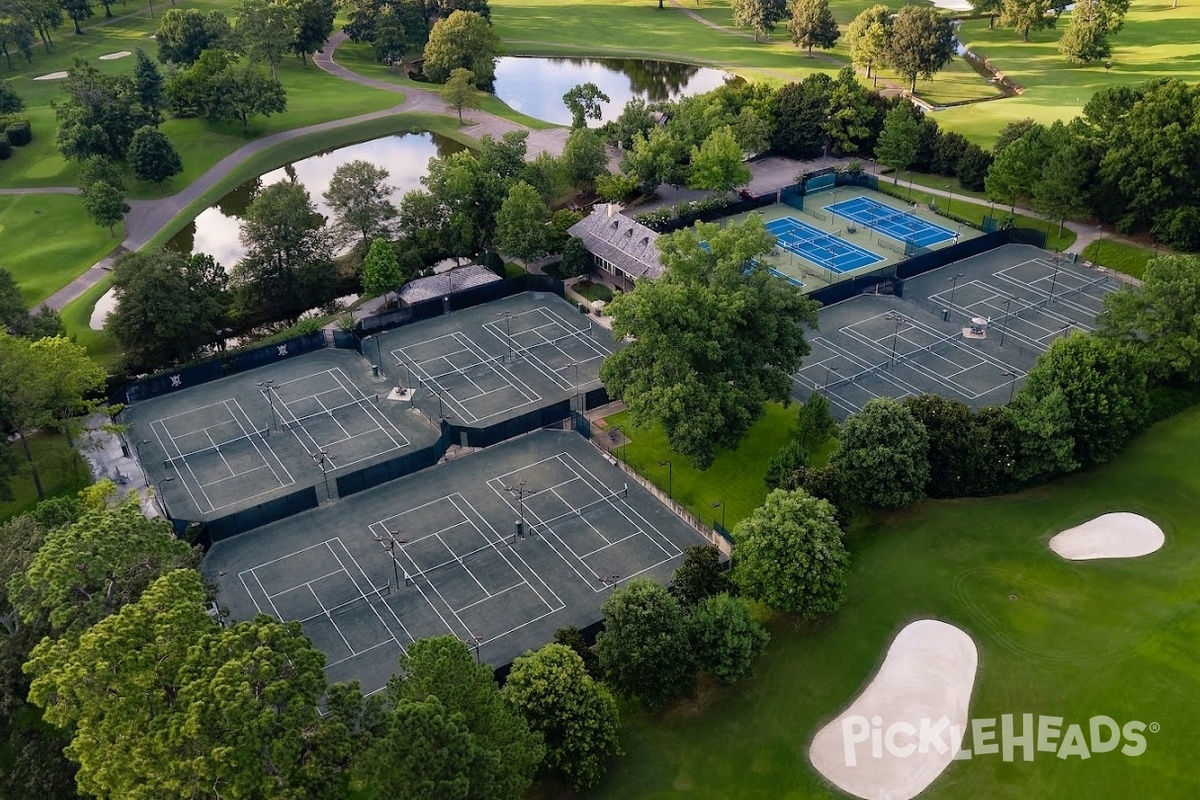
<box><xmin>593</xmin><ymin>406</ymin><xmax>1200</xmax><ymax>799</ymax></box>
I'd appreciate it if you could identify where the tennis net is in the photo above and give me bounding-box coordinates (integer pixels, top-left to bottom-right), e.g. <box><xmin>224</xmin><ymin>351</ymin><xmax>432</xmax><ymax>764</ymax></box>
<box><xmin>298</xmin><ymin>585</ymin><xmax>389</xmax><ymax>623</ymax></box>
<box><xmin>164</xmin><ymin>428</ymin><xmax>268</xmax><ymax>465</ymax></box>
<box><xmin>827</xmin><ymin>326</ymin><xmax>962</xmax><ymax>391</ymax></box>
<box><xmin>866</xmin><ymin>206</ymin><xmax>918</xmax><ymax>230</ymax></box>
<box><xmin>402</xmin><ymin>539</ymin><xmax>507</xmax><ymax>584</ymax></box>
<box><xmin>418</xmin><ymin>354</ymin><xmax>506</xmax><ymax>384</ymax></box>
<box><xmin>280</xmin><ymin>395</ymin><xmax>378</xmax><ymax>429</ymax></box>
<box><xmin>778</xmin><ymin>229</ymin><xmax>840</xmax><ymax>254</ymax></box>
<box><xmin>504</xmin><ymin>325</ymin><xmax>595</xmax><ymax>359</ymax></box>
<box><xmin>529</xmin><ymin>486</ymin><xmax>628</xmax><ymax>534</ymax></box>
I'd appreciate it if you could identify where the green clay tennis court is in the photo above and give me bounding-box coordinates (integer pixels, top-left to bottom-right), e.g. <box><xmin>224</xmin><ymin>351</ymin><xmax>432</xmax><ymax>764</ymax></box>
<box><xmin>201</xmin><ymin>430</ymin><xmax>711</xmax><ymax>695</ymax></box>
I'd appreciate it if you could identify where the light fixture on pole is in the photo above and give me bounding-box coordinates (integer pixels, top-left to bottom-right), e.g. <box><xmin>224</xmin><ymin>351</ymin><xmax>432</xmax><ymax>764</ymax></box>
<box><xmin>999</xmin><ymin>297</ymin><xmax>1012</xmax><ymax>347</ymax></box>
<box><xmin>823</xmin><ymin>365</ymin><xmax>839</xmax><ymax>395</ymax></box>
<box><xmin>373</xmin><ymin>528</ymin><xmax>408</xmax><ymax>590</ymax></box>
<box><xmin>1002</xmin><ymin>371</ymin><xmax>1018</xmax><ymax>402</ymax></box>
<box><xmin>257</xmin><ymin>380</ymin><xmax>279</xmax><ymax>432</ymax></box>
<box><xmin>657</xmin><ymin>459</ymin><xmax>673</xmax><ymax>500</ymax></box>
<box><xmin>711</xmin><ymin>500</ymin><xmax>725</xmax><ymax>529</ymax></box>
<box><xmin>312</xmin><ymin>451</ymin><xmax>332</xmax><ymax>500</ymax></box>
<box><xmin>948</xmin><ymin>272</ymin><xmax>965</xmax><ymax>311</ymax></box>
<box><xmin>156</xmin><ymin>476</ymin><xmax>174</xmax><ymax>520</ymax></box>
<box><xmin>944</xmin><ymin>184</ymin><xmax>954</xmax><ymax>215</ymax></box>
<box><xmin>884</xmin><ymin>312</ymin><xmax>904</xmax><ymax>366</ymax></box>
<box><xmin>135</xmin><ymin>439</ymin><xmax>151</xmax><ymax>486</ymax></box>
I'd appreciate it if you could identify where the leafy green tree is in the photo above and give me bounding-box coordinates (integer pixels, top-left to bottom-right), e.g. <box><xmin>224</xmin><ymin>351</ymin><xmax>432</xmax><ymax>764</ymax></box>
<box><xmin>787</xmin><ymin>0</ymin><xmax>839</xmax><ymax>57</ymax></box>
<box><xmin>999</xmin><ymin>0</ymin><xmax>1056</xmax><ymax>41</ymax></box>
<box><xmin>764</xmin><ymin>391</ymin><xmax>837</xmax><ymax>489</ymax></box>
<box><xmin>885</xmin><ymin>5</ymin><xmax>956</xmax><ymax>92</ymax></box>
<box><xmin>560</xmin><ymin>236</ymin><xmax>591</xmax><ymax>277</ymax></box>
<box><xmin>597</xmin><ymin>579</ymin><xmax>696</xmax><ymax>710</ymax></box>
<box><xmin>955</xmin><ymin>143</ymin><xmax>992</xmax><ymax>191</ymax></box>
<box><xmin>831</xmin><ymin>397</ymin><xmax>930</xmax><ymax>509</ymax></box>
<box><xmin>826</xmin><ymin>66</ymin><xmax>880</xmax><ymax>156</ymax></box>
<box><xmin>520</xmin><ymin>151</ymin><xmax>568</xmax><ymax>203</ymax></box>
<box><xmin>770</xmin><ymin>74</ymin><xmax>834</xmax><ymax>158</ymax></box>
<box><xmin>234</xmin><ymin>0</ymin><xmax>296</xmax><ymax>79</ymax></box>
<box><xmin>154</xmin><ymin>8</ymin><xmax>232</xmax><ymax>65</ymax></box>
<box><xmin>385</xmin><ymin>635</ymin><xmax>544</xmax><ymax>798</ymax></box>
<box><xmin>107</xmin><ymin>248</ymin><xmax>228</xmax><ymax>372</ymax></box>
<box><xmin>504</xmin><ymin>644</ymin><xmax>621</xmax><ymax>791</ymax></box>
<box><xmin>611</xmin><ymin>97</ymin><xmax>656</xmax><ymax>150</ymax></box>
<box><xmin>233</xmin><ymin>180</ymin><xmax>332</xmax><ymax>323</ymax></box>
<box><xmin>687</xmin><ymin>125</ymin><xmax>751</xmax><ymax>192</ymax></box>
<box><xmin>1017</xmin><ymin>332</ymin><xmax>1148</xmax><ymax>467</ymax></box>
<box><xmin>875</xmin><ymin>102</ymin><xmax>922</xmax><ymax>184</ymax></box>
<box><xmin>731</xmin><ymin>0</ymin><xmax>786</xmax><ymax>42</ymax></box>
<box><xmin>282</xmin><ymin>0</ymin><xmax>336</xmax><ymax>65</ymax></box>
<box><xmin>993</xmin><ymin>118</ymin><xmax>1038</xmax><ymax>154</ymax></box>
<box><xmin>0</xmin><ymin>5</ymin><xmax>38</xmax><ymax>69</ymax></box>
<box><xmin>323</xmin><ymin>158</ymin><xmax>397</xmax><ymax>246</ymax></box>
<box><xmin>1006</xmin><ymin>386</ymin><xmax>1077</xmax><ymax>483</ymax></box>
<box><xmin>562</xmin><ymin>81</ymin><xmax>611</xmax><ymax>128</ymax></box>
<box><xmin>0</xmin><ymin>80</ymin><xmax>25</xmax><ymax>114</ymax></box>
<box><xmin>55</xmin><ymin>61</ymin><xmax>156</xmax><ymax>162</ymax></box>
<box><xmin>204</xmin><ymin>61</ymin><xmax>287</xmax><ymax>130</ymax></box>
<box><xmin>132</xmin><ymin>49</ymin><xmax>165</xmax><ymax>114</ymax></box>
<box><xmin>1033</xmin><ymin>139</ymin><xmax>1090</xmax><ymax>236</ymax></box>
<box><xmin>440</xmin><ymin>67</ymin><xmax>480</xmax><ymax>122</ymax></box>
<box><xmin>9</xmin><ymin>494</ymin><xmax>197</xmax><ymax>635</ymax></box>
<box><xmin>1058</xmin><ymin>0</ymin><xmax>1110</xmax><ymax>64</ymax></box>
<box><xmin>77</xmin><ymin>155</ymin><xmax>125</xmax><ymax>195</ymax></box>
<box><xmin>732</xmin><ymin>105</ymin><xmax>772</xmax><ymax>155</ymax></box>
<box><xmin>26</xmin><ymin>569</ymin><xmax>340</xmax><ymax>800</ymax></box>
<box><xmin>422</xmin><ymin>10</ymin><xmax>499</xmax><ymax>84</ymax></box>
<box><xmin>1099</xmin><ymin>255</ymin><xmax>1200</xmax><ymax>385</ymax></box>
<box><xmin>985</xmin><ymin>122</ymin><xmax>1050</xmax><ymax>210</ymax></box>
<box><xmin>671</xmin><ymin>544</ymin><xmax>731</xmax><ymax>608</ymax></box>
<box><xmin>0</xmin><ymin>269</ymin><xmax>64</xmax><ymax>340</ymax></box>
<box><xmin>81</xmin><ymin>179</ymin><xmax>129</xmax><ymax>235</ymax></box>
<box><xmin>971</xmin><ymin>0</ymin><xmax>1002</xmax><ymax>27</ymax></box>
<box><xmin>553</xmin><ymin>625</ymin><xmax>601</xmax><ymax>677</ymax></box>
<box><xmin>690</xmin><ymin>593</ymin><xmax>769</xmax><ymax>683</ymax></box>
<box><xmin>621</xmin><ymin>126</ymin><xmax>686</xmax><ymax>194</ymax></box>
<box><xmin>561</xmin><ymin>126</ymin><xmax>608</xmax><ymax>192</ymax></box>
<box><xmin>601</xmin><ymin>218</ymin><xmax>819</xmax><ymax>467</ymax></box>
<box><xmin>494</xmin><ymin>180</ymin><xmax>550</xmax><ymax>262</ymax></box>
<box><xmin>733</xmin><ymin>488</ymin><xmax>848</xmax><ymax>616</ymax></box>
<box><xmin>902</xmin><ymin>394</ymin><xmax>993</xmax><ymax>498</ymax></box>
<box><xmin>60</xmin><ymin>0</ymin><xmax>92</xmax><ymax>35</ymax></box>
<box><xmin>847</xmin><ymin>4</ymin><xmax>890</xmax><ymax>80</ymax></box>
<box><xmin>360</xmin><ymin>236</ymin><xmax>404</xmax><ymax>301</ymax></box>
<box><xmin>126</xmin><ymin>125</ymin><xmax>183</xmax><ymax>184</ymax></box>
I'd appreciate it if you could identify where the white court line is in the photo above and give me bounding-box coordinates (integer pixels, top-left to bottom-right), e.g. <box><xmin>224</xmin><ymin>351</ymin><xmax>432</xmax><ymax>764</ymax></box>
<box><xmin>482</xmin><ymin>307</ymin><xmax>611</xmax><ymax>392</ymax></box>
<box><xmin>322</xmin><ymin>537</ymin><xmax>415</xmax><ymax>649</ymax></box>
<box><xmin>227</xmin><ymin>398</ymin><xmax>296</xmax><ymax>489</ymax></box>
<box><xmin>309</xmin><ymin>584</ymin><xmax>354</xmax><ymax>653</ymax></box>
<box><xmin>396</xmin><ymin>332</ymin><xmax>540</xmax><ymax>423</ymax></box>
<box><xmin>151</xmin><ymin>417</ymin><xmax>214</xmax><ymax>513</ymax></box>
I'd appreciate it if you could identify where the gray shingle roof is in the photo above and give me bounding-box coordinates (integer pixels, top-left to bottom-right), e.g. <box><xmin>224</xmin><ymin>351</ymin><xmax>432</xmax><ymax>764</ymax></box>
<box><xmin>568</xmin><ymin>205</ymin><xmax>663</xmax><ymax>280</ymax></box>
<box><xmin>398</xmin><ymin>264</ymin><xmax>502</xmax><ymax>305</ymax></box>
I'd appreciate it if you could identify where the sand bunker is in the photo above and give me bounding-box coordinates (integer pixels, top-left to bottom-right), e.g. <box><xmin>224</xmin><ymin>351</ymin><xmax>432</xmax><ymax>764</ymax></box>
<box><xmin>1049</xmin><ymin>512</ymin><xmax>1164</xmax><ymax>560</ymax></box>
<box><xmin>34</xmin><ymin>71</ymin><xmax>69</xmax><ymax>81</ymax></box>
<box><xmin>810</xmin><ymin>619</ymin><xmax>978</xmax><ymax>800</ymax></box>
<box><xmin>98</xmin><ymin>50</ymin><xmax>132</xmax><ymax>60</ymax></box>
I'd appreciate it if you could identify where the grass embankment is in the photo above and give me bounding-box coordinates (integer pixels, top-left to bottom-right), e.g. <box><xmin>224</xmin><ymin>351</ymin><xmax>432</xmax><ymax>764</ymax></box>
<box><xmin>0</xmin><ymin>0</ymin><xmax>402</xmax><ymax>194</ymax></box>
<box><xmin>1081</xmin><ymin>238</ymin><xmax>1154</xmax><ymax>279</ymax></box>
<box><xmin>600</xmin><ymin>402</ymin><xmax>799</xmax><ymax>531</ymax></box>
<box><xmin>593</xmin><ymin>404</ymin><xmax>1200</xmax><ymax>799</ymax></box>
<box><xmin>944</xmin><ymin>1</ymin><xmax>1200</xmax><ymax>144</ymax></box>
<box><xmin>0</xmin><ymin>194</ymin><xmax>120</xmax><ymax>307</ymax></box>
<box><xmin>0</xmin><ymin>434</ymin><xmax>91</xmax><ymax>523</ymax></box>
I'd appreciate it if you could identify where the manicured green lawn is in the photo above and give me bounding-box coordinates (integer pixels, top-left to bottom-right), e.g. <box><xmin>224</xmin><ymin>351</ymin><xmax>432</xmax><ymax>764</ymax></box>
<box><xmin>0</xmin><ymin>193</ymin><xmax>120</xmax><ymax>306</ymax></box>
<box><xmin>943</xmin><ymin>2</ymin><xmax>1200</xmax><ymax>144</ymax></box>
<box><xmin>1081</xmin><ymin>238</ymin><xmax>1154</xmax><ymax>279</ymax></box>
<box><xmin>600</xmin><ymin>402</ymin><xmax>798</xmax><ymax>531</ymax></box>
<box><xmin>593</xmin><ymin>405</ymin><xmax>1200</xmax><ymax>799</ymax></box>
<box><xmin>0</xmin><ymin>433</ymin><xmax>91</xmax><ymax>523</ymax></box>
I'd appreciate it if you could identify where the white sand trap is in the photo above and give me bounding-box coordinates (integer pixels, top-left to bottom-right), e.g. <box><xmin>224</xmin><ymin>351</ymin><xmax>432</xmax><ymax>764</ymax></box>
<box><xmin>33</xmin><ymin>71</ymin><xmax>69</xmax><ymax>81</ymax></box>
<box><xmin>810</xmin><ymin>620</ymin><xmax>978</xmax><ymax>800</ymax></box>
<box><xmin>98</xmin><ymin>50</ymin><xmax>132</xmax><ymax>60</ymax></box>
<box><xmin>1049</xmin><ymin>512</ymin><xmax>1164</xmax><ymax>560</ymax></box>
<box><xmin>930</xmin><ymin>0</ymin><xmax>972</xmax><ymax>8</ymax></box>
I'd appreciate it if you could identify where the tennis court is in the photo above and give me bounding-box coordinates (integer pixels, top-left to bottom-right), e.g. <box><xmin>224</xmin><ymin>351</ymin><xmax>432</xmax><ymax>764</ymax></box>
<box><xmin>123</xmin><ymin>349</ymin><xmax>440</xmax><ymax>520</ymax></box>
<box><xmin>826</xmin><ymin>196</ymin><xmax>957</xmax><ymax>247</ymax></box>
<box><xmin>764</xmin><ymin>216</ymin><xmax>884</xmax><ymax>274</ymax></box>
<box><xmin>201</xmin><ymin>430</ymin><xmax>709</xmax><ymax>694</ymax></box>
<box><xmin>373</xmin><ymin>292</ymin><xmax>619</xmax><ymax>424</ymax></box>
<box><xmin>792</xmin><ymin>244</ymin><xmax>1124</xmax><ymax>417</ymax></box>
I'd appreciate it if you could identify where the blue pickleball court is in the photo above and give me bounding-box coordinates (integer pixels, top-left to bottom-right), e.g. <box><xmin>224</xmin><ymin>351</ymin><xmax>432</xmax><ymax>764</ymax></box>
<box><xmin>763</xmin><ymin>217</ymin><xmax>884</xmax><ymax>275</ymax></box>
<box><xmin>825</xmin><ymin>196</ymin><xmax>957</xmax><ymax>247</ymax></box>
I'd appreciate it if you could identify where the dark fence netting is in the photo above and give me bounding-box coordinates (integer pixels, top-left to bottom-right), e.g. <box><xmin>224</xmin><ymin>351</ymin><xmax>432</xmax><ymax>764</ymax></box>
<box><xmin>448</xmin><ymin>401</ymin><xmax>573</xmax><ymax>450</ymax></box>
<box><xmin>335</xmin><ymin>427</ymin><xmax>453</xmax><ymax>498</ymax></box>
<box><xmin>189</xmin><ymin>485</ymin><xmax>321</xmax><ymax>548</ymax></box>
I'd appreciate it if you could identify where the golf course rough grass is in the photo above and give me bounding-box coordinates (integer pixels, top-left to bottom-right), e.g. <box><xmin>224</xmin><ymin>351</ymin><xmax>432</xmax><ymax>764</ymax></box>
<box><xmin>593</xmin><ymin>406</ymin><xmax>1200</xmax><ymax>799</ymax></box>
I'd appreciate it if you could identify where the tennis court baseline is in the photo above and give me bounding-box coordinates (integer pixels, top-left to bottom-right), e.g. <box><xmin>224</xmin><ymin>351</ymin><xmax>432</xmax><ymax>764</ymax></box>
<box><xmin>826</xmin><ymin>196</ymin><xmax>956</xmax><ymax>247</ymax></box>
<box><xmin>764</xmin><ymin>216</ymin><xmax>883</xmax><ymax>274</ymax></box>
<box><xmin>482</xmin><ymin>307</ymin><xmax>613</xmax><ymax>392</ymax></box>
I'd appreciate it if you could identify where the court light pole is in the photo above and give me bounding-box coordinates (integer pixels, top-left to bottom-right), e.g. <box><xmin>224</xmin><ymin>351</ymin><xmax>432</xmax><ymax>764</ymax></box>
<box><xmin>571</xmin><ymin>362</ymin><xmax>582</xmax><ymax>413</ymax></box>
<box><xmin>257</xmin><ymin>380</ymin><xmax>279</xmax><ymax>433</ymax></box>
<box><xmin>505</xmin><ymin>480</ymin><xmax>537</xmax><ymax>534</ymax></box>
<box><xmin>135</xmin><ymin>439</ymin><xmax>151</xmax><ymax>486</ymax></box>
<box><xmin>470</xmin><ymin>635</ymin><xmax>483</xmax><ymax>663</ymax></box>
<box><xmin>1002</xmin><ymin>371</ymin><xmax>1018</xmax><ymax>402</ymax></box>
<box><xmin>711</xmin><ymin>500</ymin><xmax>725</xmax><ymax>530</ymax></box>
<box><xmin>948</xmin><ymin>272</ymin><xmax>966</xmax><ymax>311</ymax></box>
<box><xmin>885</xmin><ymin>312</ymin><xmax>903</xmax><ymax>366</ymax></box>
<box><xmin>312</xmin><ymin>451</ymin><xmax>331</xmax><ymax>500</ymax></box>
<box><xmin>373</xmin><ymin>529</ymin><xmax>408</xmax><ymax>590</ymax></box>
<box><xmin>156</xmin><ymin>476</ymin><xmax>174</xmax><ymax>520</ymax></box>
<box><xmin>944</xmin><ymin>184</ymin><xmax>954</xmax><ymax>215</ymax></box>
<box><xmin>658</xmin><ymin>460</ymin><xmax>672</xmax><ymax>501</ymax></box>
<box><xmin>366</xmin><ymin>334</ymin><xmax>382</xmax><ymax>370</ymax></box>
<box><xmin>1048</xmin><ymin>258</ymin><xmax>1063</xmax><ymax>304</ymax></box>
<box><xmin>822</xmin><ymin>365</ymin><xmax>839</xmax><ymax>396</ymax></box>
<box><xmin>999</xmin><ymin>297</ymin><xmax>1013</xmax><ymax>347</ymax></box>
<box><xmin>498</xmin><ymin>310</ymin><xmax>513</xmax><ymax>362</ymax></box>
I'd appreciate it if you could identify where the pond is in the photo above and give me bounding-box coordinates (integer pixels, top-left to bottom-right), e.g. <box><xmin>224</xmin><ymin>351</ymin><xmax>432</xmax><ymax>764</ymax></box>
<box><xmin>91</xmin><ymin>131</ymin><xmax>462</xmax><ymax>329</ymax></box>
<box><xmin>491</xmin><ymin>56</ymin><xmax>739</xmax><ymax>127</ymax></box>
